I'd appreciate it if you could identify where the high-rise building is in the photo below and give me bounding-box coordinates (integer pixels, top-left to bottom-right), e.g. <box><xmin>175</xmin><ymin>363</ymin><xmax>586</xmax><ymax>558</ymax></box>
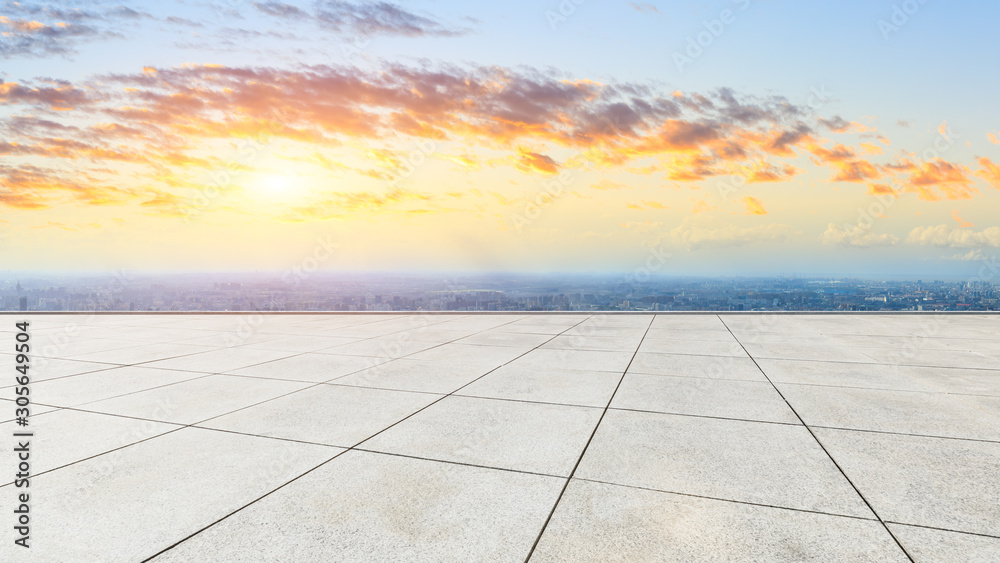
<box><xmin>19</xmin><ymin>296</ymin><xmax>28</xmax><ymax>311</ymax></box>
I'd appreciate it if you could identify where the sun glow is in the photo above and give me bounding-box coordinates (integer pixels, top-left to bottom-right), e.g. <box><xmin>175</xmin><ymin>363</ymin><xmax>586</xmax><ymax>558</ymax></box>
<box><xmin>248</xmin><ymin>173</ymin><xmax>302</xmax><ymax>200</ymax></box>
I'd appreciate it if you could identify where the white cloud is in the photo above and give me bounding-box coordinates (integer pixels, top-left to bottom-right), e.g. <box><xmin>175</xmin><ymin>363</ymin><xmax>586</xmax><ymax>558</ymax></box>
<box><xmin>671</xmin><ymin>220</ymin><xmax>798</xmax><ymax>250</ymax></box>
<box><xmin>905</xmin><ymin>224</ymin><xmax>1000</xmax><ymax>248</ymax></box>
<box><xmin>821</xmin><ymin>223</ymin><xmax>899</xmax><ymax>248</ymax></box>
<box><xmin>949</xmin><ymin>249</ymin><xmax>985</xmax><ymax>261</ymax></box>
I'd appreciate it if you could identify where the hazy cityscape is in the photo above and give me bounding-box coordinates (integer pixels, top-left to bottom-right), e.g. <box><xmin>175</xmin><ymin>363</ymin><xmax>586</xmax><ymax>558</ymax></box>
<box><xmin>2</xmin><ymin>273</ymin><xmax>997</xmax><ymax>312</ymax></box>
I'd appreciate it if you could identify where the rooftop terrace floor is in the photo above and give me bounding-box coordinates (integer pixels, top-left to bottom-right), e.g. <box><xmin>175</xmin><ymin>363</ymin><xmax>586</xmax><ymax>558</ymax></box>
<box><xmin>1</xmin><ymin>313</ymin><xmax>998</xmax><ymax>561</ymax></box>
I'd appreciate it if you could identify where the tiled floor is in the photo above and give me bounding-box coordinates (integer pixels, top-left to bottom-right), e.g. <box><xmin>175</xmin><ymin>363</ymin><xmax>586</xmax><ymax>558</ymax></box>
<box><xmin>1</xmin><ymin>313</ymin><xmax>998</xmax><ymax>561</ymax></box>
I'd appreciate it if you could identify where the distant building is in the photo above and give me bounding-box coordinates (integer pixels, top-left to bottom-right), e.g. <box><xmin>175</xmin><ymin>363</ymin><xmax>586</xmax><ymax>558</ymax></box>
<box><xmin>19</xmin><ymin>296</ymin><xmax>27</xmax><ymax>311</ymax></box>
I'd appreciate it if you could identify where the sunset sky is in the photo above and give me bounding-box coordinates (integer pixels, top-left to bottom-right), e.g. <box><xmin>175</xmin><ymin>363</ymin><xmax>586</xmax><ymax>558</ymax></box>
<box><xmin>1</xmin><ymin>0</ymin><xmax>999</xmax><ymax>276</ymax></box>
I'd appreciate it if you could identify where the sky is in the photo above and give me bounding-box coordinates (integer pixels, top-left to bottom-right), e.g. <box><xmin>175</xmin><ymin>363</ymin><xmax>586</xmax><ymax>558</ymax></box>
<box><xmin>1</xmin><ymin>0</ymin><xmax>999</xmax><ymax>277</ymax></box>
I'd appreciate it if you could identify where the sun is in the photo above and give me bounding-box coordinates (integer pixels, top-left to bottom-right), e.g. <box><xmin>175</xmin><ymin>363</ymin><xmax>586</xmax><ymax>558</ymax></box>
<box><xmin>248</xmin><ymin>173</ymin><xmax>301</xmax><ymax>200</ymax></box>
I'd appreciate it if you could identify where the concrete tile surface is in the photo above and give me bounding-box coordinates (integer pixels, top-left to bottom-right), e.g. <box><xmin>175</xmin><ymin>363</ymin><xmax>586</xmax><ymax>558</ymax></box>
<box><xmin>224</xmin><ymin>352</ymin><xmax>389</xmax><ymax>383</ymax></box>
<box><xmin>459</xmin><ymin>364</ymin><xmax>623</xmax><ymax>407</ymax></box>
<box><xmin>83</xmin><ymin>374</ymin><xmax>311</xmax><ymax>424</ymax></box>
<box><xmin>148</xmin><ymin>450</ymin><xmax>564</xmax><ymax>562</ymax></box>
<box><xmin>814</xmin><ymin>427</ymin><xmax>1000</xmax><ymax>537</ymax></box>
<box><xmin>332</xmin><ymin>357</ymin><xmax>496</xmax><ymax>393</ymax></box>
<box><xmin>611</xmin><ymin>372</ymin><xmax>799</xmax><ymax>423</ymax></box>
<box><xmin>576</xmin><ymin>409</ymin><xmax>873</xmax><ymax>517</ymax></box>
<box><xmin>628</xmin><ymin>352</ymin><xmax>766</xmax><ymax>380</ymax></box>
<box><xmin>0</xmin><ymin>427</ymin><xmax>338</xmax><ymax>562</ymax></box>
<box><xmin>3</xmin><ymin>312</ymin><xmax>998</xmax><ymax>561</ymax></box>
<box><xmin>0</xmin><ymin>408</ymin><xmax>179</xmax><ymax>479</ymax></box>
<box><xmin>0</xmin><ymin>365</ymin><xmax>206</xmax><ymax>407</ymax></box>
<box><xmin>777</xmin><ymin>384</ymin><xmax>1000</xmax><ymax>441</ymax></box>
<box><xmin>200</xmin><ymin>384</ymin><xmax>440</xmax><ymax>446</ymax></box>
<box><xmin>888</xmin><ymin>523</ymin><xmax>1000</xmax><ymax>563</ymax></box>
<box><xmin>531</xmin><ymin>480</ymin><xmax>909</xmax><ymax>562</ymax></box>
<box><xmin>363</xmin><ymin>395</ymin><xmax>602</xmax><ymax>476</ymax></box>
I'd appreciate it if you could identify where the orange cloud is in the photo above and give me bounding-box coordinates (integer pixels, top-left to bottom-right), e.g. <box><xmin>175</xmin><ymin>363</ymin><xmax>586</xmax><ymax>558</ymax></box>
<box><xmin>951</xmin><ymin>210</ymin><xmax>974</xmax><ymax>228</ymax></box>
<box><xmin>633</xmin><ymin>120</ymin><xmax>722</xmax><ymax>155</ymax></box>
<box><xmin>284</xmin><ymin>188</ymin><xmax>431</xmax><ymax>222</ymax></box>
<box><xmin>0</xmin><ymin>61</ymin><xmax>991</xmax><ymax>218</ymax></box>
<box><xmin>691</xmin><ymin>199</ymin><xmax>716</xmax><ymax>214</ymax></box>
<box><xmin>976</xmin><ymin>157</ymin><xmax>1000</xmax><ymax>189</ymax></box>
<box><xmin>860</xmin><ymin>142</ymin><xmax>883</xmax><ymax>155</ymax></box>
<box><xmin>741</xmin><ymin>196</ymin><xmax>768</xmax><ymax>215</ymax></box>
<box><xmin>867</xmin><ymin>183</ymin><xmax>899</xmax><ymax>196</ymax></box>
<box><xmin>746</xmin><ymin>162</ymin><xmax>799</xmax><ymax>183</ymax></box>
<box><xmin>0</xmin><ymin>81</ymin><xmax>90</xmax><ymax>110</ymax></box>
<box><xmin>591</xmin><ymin>179</ymin><xmax>630</xmax><ymax>190</ymax></box>
<box><xmin>905</xmin><ymin>159</ymin><xmax>977</xmax><ymax>200</ymax></box>
<box><xmin>832</xmin><ymin>160</ymin><xmax>881</xmax><ymax>183</ymax></box>
<box><xmin>514</xmin><ymin>148</ymin><xmax>559</xmax><ymax>175</ymax></box>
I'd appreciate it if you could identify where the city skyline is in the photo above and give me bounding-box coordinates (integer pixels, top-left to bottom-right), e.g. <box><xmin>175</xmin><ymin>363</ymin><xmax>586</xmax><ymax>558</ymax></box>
<box><xmin>1</xmin><ymin>0</ymin><xmax>999</xmax><ymax>275</ymax></box>
<box><xmin>3</xmin><ymin>272</ymin><xmax>997</xmax><ymax>312</ymax></box>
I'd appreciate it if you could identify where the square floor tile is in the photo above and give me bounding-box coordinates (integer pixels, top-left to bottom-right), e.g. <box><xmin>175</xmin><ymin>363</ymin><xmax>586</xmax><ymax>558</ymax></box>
<box><xmin>757</xmin><ymin>359</ymin><xmax>943</xmax><ymax>393</ymax></box>
<box><xmin>316</xmin><ymin>336</ymin><xmax>440</xmax><ymax>359</ymax></box>
<box><xmin>742</xmin><ymin>342</ymin><xmax>879</xmax><ymax>363</ymax></box>
<box><xmin>814</xmin><ymin>428</ymin><xmax>1000</xmax><ymax>537</ymax></box>
<box><xmin>39</xmin><ymin>338</ymin><xmax>147</xmax><ymax>358</ymax></box>
<box><xmin>405</xmin><ymin>343</ymin><xmax>529</xmax><ymax>366</ymax></box>
<box><xmin>83</xmin><ymin>375</ymin><xmax>311</xmax><ymax>425</ymax></box>
<box><xmin>644</xmin><ymin>328</ymin><xmax>740</xmax><ymax>342</ymax></box>
<box><xmin>638</xmin><ymin>338</ymin><xmax>748</xmax><ymax>357</ymax></box>
<box><xmin>628</xmin><ymin>353</ymin><xmax>766</xmax><ymax>381</ymax></box>
<box><xmin>140</xmin><ymin>347</ymin><xmax>298</xmax><ymax>374</ymax></box>
<box><xmin>896</xmin><ymin>366</ymin><xmax>1000</xmax><ymax>397</ymax></box>
<box><xmin>0</xmin><ymin>427</ymin><xmax>338</xmax><ymax>562</ymax></box>
<box><xmin>148</xmin><ymin>450</ymin><xmax>563</xmax><ymax>562</ymax></box>
<box><xmin>225</xmin><ymin>352</ymin><xmax>389</xmax><ymax>383</ymax></box>
<box><xmin>576</xmin><ymin>409</ymin><xmax>873</xmax><ymax>517</ymax></box>
<box><xmin>542</xmin><ymin>334</ymin><xmax>643</xmax><ymax>352</ymax></box>
<box><xmin>650</xmin><ymin>316</ymin><xmax>728</xmax><ymax>330</ymax></box>
<box><xmin>531</xmin><ymin>479</ymin><xmax>908</xmax><ymax>562</ymax></box>
<box><xmin>0</xmin><ymin>399</ymin><xmax>60</xmax><ymax>422</ymax></box>
<box><xmin>778</xmin><ymin>384</ymin><xmax>1000</xmax><ymax>441</ymax></box>
<box><xmin>201</xmin><ymin>384</ymin><xmax>440</xmax><ymax>447</ymax></box>
<box><xmin>234</xmin><ymin>335</ymin><xmax>360</xmax><ymax>352</ymax></box>
<box><xmin>68</xmin><ymin>342</ymin><xmax>218</xmax><ymax>365</ymax></box>
<box><xmin>887</xmin><ymin>523</ymin><xmax>1000</xmax><ymax>563</ymax></box>
<box><xmin>454</xmin><ymin>331</ymin><xmax>554</xmax><ymax>348</ymax></box>
<box><xmin>363</xmin><ymin>395</ymin><xmax>602</xmax><ymax>476</ymax></box>
<box><xmin>459</xmin><ymin>365</ymin><xmax>623</xmax><ymax>407</ymax></box>
<box><xmin>507</xmin><ymin>348</ymin><xmax>635</xmax><ymax>373</ymax></box>
<box><xmin>333</xmin><ymin>357</ymin><xmax>497</xmax><ymax>393</ymax></box>
<box><xmin>611</xmin><ymin>373</ymin><xmax>799</xmax><ymax>424</ymax></box>
<box><xmin>0</xmin><ymin>366</ymin><xmax>206</xmax><ymax>407</ymax></box>
<box><xmin>5</xmin><ymin>357</ymin><xmax>115</xmax><ymax>383</ymax></box>
<box><xmin>0</xmin><ymin>409</ymin><xmax>179</xmax><ymax>480</ymax></box>
<box><xmin>855</xmin><ymin>346</ymin><xmax>997</xmax><ymax>370</ymax></box>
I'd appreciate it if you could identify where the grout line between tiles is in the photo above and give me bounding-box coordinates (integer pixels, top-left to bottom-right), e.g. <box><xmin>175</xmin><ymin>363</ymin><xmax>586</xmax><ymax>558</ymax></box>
<box><xmin>523</xmin><ymin>315</ymin><xmax>655</xmax><ymax>562</ymax></box>
<box><xmin>575</xmin><ymin>477</ymin><xmax>883</xmax><ymax>523</ymax></box>
<box><xmin>719</xmin><ymin>315</ymin><xmax>916</xmax><ymax>562</ymax></box>
<box><xmin>140</xmin><ymin>314</ymin><xmax>593</xmax><ymax>562</ymax></box>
